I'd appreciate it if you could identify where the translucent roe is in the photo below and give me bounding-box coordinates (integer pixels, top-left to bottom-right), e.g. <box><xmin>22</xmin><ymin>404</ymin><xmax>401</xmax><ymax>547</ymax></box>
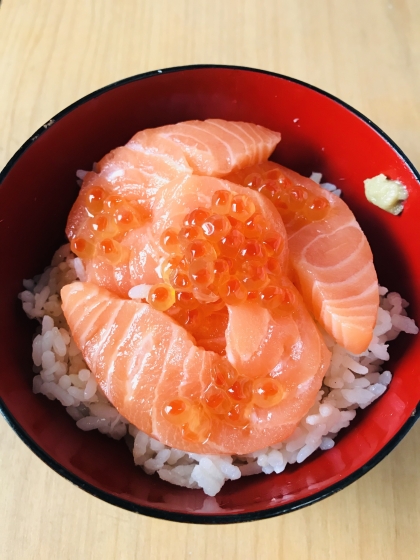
<box><xmin>147</xmin><ymin>283</ymin><xmax>176</xmax><ymax>311</ymax></box>
<box><xmin>72</xmin><ymin>187</ymin><xmax>149</xmax><ymax>264</ymax></box>
<box><xmin>244</xmin><ymin>167</ymin><xmax>331</xmax><ymax>225</ymax></box>
<box><xmin>147</xmin><ymin>189</ymin><xmax>292</xmax><ymax>444</ymax></box>
<box><xmin>153</xmin><ymin>190</ymin><xmax>285</xmax><ymax>317</ymax></box>
<box><xmin>163</xmin><ymin>360</ymin><xmax>286</xmax><ymax>441</ymax></box>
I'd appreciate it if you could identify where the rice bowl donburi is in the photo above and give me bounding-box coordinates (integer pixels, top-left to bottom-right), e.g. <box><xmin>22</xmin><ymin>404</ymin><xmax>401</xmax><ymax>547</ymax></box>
<box><xmin>19</xmin><ymin>119</ymin><xmax>418</xmax><ymax>497</ymax></box>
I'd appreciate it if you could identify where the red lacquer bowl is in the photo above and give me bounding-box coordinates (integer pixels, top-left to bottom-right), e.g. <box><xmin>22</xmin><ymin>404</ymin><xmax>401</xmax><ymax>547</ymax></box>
<box><xmin>0</xmin><ymin>65</ymin><xmax>419</xmax><ymax>524</ymax></box>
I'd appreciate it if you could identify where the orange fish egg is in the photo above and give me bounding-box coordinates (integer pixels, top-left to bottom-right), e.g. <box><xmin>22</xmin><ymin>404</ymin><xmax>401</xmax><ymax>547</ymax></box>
<box><xmin>239</xmin><ymin>239</ymin><xmax>266</xmax><ymax>263</ymax></box>
<box><xmin>163</xmin><ymin>398</ymin><xmax>192</xmax><ymax>425</ymax></box>
<box><xmin>262</xmin><ymin>232</ymin><xmax>284</xmax><ymax>256</ymax></box>
<box><xmin>244</xmin><ymin>172</ymin><xmax>263</xmax><ymax>190</ymax></box>
<box><xmin>227</xmin><ymin>378</ymin><xmax>253</xmax><ymax>403</ymax></box>
<box><xmin>240</xmin><ymin>260</ymin><xmax>269</xmax><ymax>290</ymax></box>
<box><xmin>226</xmin><ymin>215</ymin><xmax>244</xmax><ymax>234</ymax></box>
<box><xmin>243</xmin><ymin>212</ymin><xmax>265</xmax><ymax>239</ymax></box>
<box><xmin>148</xmin><ymin>283</ymin><xmax>176</xmax><ymax>311</ymax></box>
<box><xmin>218</xmin><ymin>229</ymin><xmax>245</xmax><ymax>258</ymax></box>
<box><xmin>212</xmin><ymin>258</ymin><xmax>230</xmax><ymax>286</ymax></box>
<box><xmin>85</xmin><ymin>186</ymin><xmax>106</xmax><ymax>215</ymax></box>
<box><xmin>184</xmin><ymin>207</ymin><xmax>211</xmax><ymax>227</ymax></box>
<box><xmin>264</xmin><ymin>168</ymin><xmax>285</xmax><ymax>181</ymax></box>
<box><xmin>161</xmin><ymin>255</ymin><xmax>185</xmax><ymax>282</ymax></box>
<box><xmin>160</xmin><ymin>228</ymin><xmax>181</xmax><ymax>255</ymax></box>
<box><xmin>87</xmin><ymin>214</ymin><xmax>119</xmax><ymax>238</ymax></box>
<box><xmin>201</xmin><ymin>214</ymin><xmax>231</xmax><ymax>243</ymax></box>
<box><xmin>303</xmin><ymin>196</ymin><xmax>330</xmax><ymax>221</ymax></box>
<box><xmin>288</xmin><ymin>186</ymin><xmax>310</xmax><ymax>212</ymax></box>
<box><xmin>258</xmin><ymin>180</ymin><xmax>282</xmax><ymax>204</ymax></box>
<box><xmin>200</xmin><ymin>298</ymin><xmax>226</xmax><ymax>315</ymax></box>
<box><xmin>70</xmin><ymin>237</ymin><xmax>95</xmax><ymax>259</ymax></box>
<box><xmin>173</xmin><ymin>307</ymin><xmax>202</xmax><ymax>330</ymax></box>
<box><xmin>184</xmin><ymin>239</ymin><xmax>217</xmax><ymax>262</ymax></box>
<box><xmin>203</xmin><ymin>386</ymin><xmax>231</xmax><ymax>414</ymax></box>
<box><xmin>192</xmin><ymin>285</ymin><xmax>219</xmax><ymax>304</ymax></box>
<box><xmin>225</xmin><ymin>402</ymin><xmax>252</xmax><ymax>428</ymax></box>
<box><xmin>113</xmin><ymin>207</ymin><xmax>138</xmax><ymax>232</ymax></box>
<box><xmin>175</xmin><ymin>291</ymin><xmax>199</xmax><ymax>310</ymax></box>
<box><xmin>219</xmin><ymin>276</ymin><xmax>247</xmax><ymax>305</ymax></box>
<box><xmin>178</xmin><ymin>225</ymin><xmax>203</xmax><ymax>249</ymax></box>
<box><xmin>169</xmin><ymin>269</ymin><xmax>192</xmax><ymax>291</ymax></box>
<box><xmin>181</xmin><ymin>405</ymin><xmax>212</xmax><ymax>443</ymax></box>
<box><xmin>97</xmin><ymin>238</ymin><xmax>124</xmax><ymax>264</ymax></box>
<box><xmin>189</xmin><ymin>257</ymin><xmax>215</xmax><ymax>288</ymax></box>
<box><xmin>252</xmin><ymin>378</ymin><xmax>284</xmax><ymax>408</ymax></box>
<box><xmin>212</xmin><ymin>363</ymin><xmax>238</xmax><ymax>389</ymax></box>
<box><xmin>259</xmin><ymin>284</ymin><xmax>295</xmax><ymax>311</ymax></box>
<box><xmin>211</xmin><ymin>190</ymin><xmax>233</xmax><ymax>215</ymax></box>
<box><xmin>264</xmin><ymin>168</ymin><xmax>293</xmax><ymax>190</ymax></box>
<box><xmin>246</xmin><ymin>290</ymin><xmax>259</xmax><ymax>302</ymax></box>
<box><xmin>266</xmin><ymin>256</ymin><xmax>282</xmax><ymax>275</ymax></box>
<box><xmin>229</xmin><ymin>194</ymin><xmax>256</xmax><ymax>222</ymax></box>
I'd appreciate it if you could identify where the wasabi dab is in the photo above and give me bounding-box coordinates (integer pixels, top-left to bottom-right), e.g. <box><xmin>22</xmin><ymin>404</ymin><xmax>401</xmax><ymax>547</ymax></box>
<box><xmin>364</xmin><ymin>174</ymin><xmax>408</xmax><ymax>215</ymax></box>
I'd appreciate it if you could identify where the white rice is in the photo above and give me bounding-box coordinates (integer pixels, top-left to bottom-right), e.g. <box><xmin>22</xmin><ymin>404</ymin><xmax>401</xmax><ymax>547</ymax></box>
<box><xmin>19</xmin><ymin>246</ymin><xmax>418</xmax><ymax>496</ymax></box>
<box><xmin>18</xmin><ymin>174</ymin><xmax>418</xmax><ymax>496</ymax></box>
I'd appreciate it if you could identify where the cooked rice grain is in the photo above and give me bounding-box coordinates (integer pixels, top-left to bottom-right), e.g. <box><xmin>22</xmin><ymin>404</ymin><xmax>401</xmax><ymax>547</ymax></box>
<box><xmin>19</xmin><ymin>246</ymin><xmax>418</xmax><ymax>496</ymax></box>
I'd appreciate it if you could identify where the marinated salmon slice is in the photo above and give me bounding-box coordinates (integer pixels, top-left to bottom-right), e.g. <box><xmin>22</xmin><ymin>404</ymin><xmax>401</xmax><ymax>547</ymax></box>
<box><xmin>226</xmin><ymin>162</ymin><xmax>379</xmax><ymax>354</ymax></box>
<box><xmin>61</xmin><ymin>282</ymin><xmax>330</xmax><ymax>455</ymax></box>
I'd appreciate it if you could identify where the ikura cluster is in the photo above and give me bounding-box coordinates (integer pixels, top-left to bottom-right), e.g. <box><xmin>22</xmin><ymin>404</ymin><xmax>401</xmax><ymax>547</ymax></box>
<box><xmin>244</xmin><ymin>168</ymin><xmax>331</xmax><ymax>225</ymax></box>
<box><xmin>70</xmin><ymin>186</ymin><xmax>149</xmax><ymax>264</ymax></box>
<box><xmin>147</xmin><ymin>190</ymin><xmax>293</xmax><ymax>317</ymax></box>
<box><xmin>163</xmin><ymin>360</ymin><xmax>285</xmax><ymax>443</ymax></box>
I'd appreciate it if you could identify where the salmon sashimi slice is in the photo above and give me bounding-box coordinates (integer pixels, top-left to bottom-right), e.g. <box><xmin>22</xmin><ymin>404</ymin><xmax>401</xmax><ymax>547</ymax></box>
<box><xmin>65</xmin><ymin>119</ymin><xmax>282</xmax><ymax>301</ymax></box>
<box><xmin>226</xmin><ymin>162</ymin><xmax>379</xmax><ymax>354</ymax></box>
<box><xmin>66</xmin><ymin>135</ymin><xmax>192</xmax><ymax>242</ymax></box>
<box><xmin>151</xmin><ymin>174</ymin><xmax>289</xmax><ymax>271</ymax></box>
<box><xmin>142</xmin><ymin>119</ymin><xmax>281</xmax><ymax>177</ymax></box>
<box><xmin>75</xmin><ymin>173</ymin><xmax>289</xmax><ymax>300</ymax></box>
<box><xmin>67</xmin><ymin>119</ymin><xmax>280</xmax><ymax>241</ymax></box>
<box><xmin>136</xmin><ymin>174</ymin><xmax>289</xmax><ymax>351</ymax></box>
<box><xmin>83</xmin><ymin>227</ymin><xmax>162</xmax><ymax>298</ymax></box>
<box><xmin>225</xmin><ymin>276</ymin><xmax>326</xmax><ymax>381</ymax></box>
<box><xmin>61</xmin><ymin>282</ymin><xmax>330</xmax><ymax>455</ymax></box>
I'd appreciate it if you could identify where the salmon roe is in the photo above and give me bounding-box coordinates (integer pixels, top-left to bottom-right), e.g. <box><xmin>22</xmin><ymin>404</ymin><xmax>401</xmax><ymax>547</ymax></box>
<box><xmin>152</xmin><ymin>190</ymin><xmax>287</xmax><ymax>318</ymax></box>
<box><xmin>148</xmin><ymin>283</ymin><xmax>176</xmax><ymax>311</ymax></box>
<box><xmin>149</xmin><ymin>188</ymin><xmax>296</xmax><ymax>442</ymax></box>
<box><xmin>163</xmin><ymin>358</ymin><xmax>286</xmax><ymax>441</ymax></box>
<box><xmin>72</xmin><ymin>188</ymin><xmax>150</xmax><ymax>264</ymax></box>
<box><xmin>243</xmin><ymin>167</ymin><xmax>331</xmax><ymax>225</ymax></box>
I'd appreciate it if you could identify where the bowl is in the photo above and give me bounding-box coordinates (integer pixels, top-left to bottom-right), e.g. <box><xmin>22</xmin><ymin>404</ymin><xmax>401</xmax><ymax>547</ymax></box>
<box><xmin>0</xmin><ymin>65</ymin><xmax>419</xmax><ymax>524</ymax></box>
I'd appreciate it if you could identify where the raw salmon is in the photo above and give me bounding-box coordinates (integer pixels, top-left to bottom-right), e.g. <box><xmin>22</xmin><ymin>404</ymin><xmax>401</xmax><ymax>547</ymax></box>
<box><xmin>66</xmin><ymin>119</ymin><xmax>282</xmax><ymax>304</ymax></box>
<box><xmin>84</xmin><ymin>174</ymin><xmax>289</xmax><ymax>285</ymax></box>
<box><xmin>226</xmin><ymin>162</ymin><xmax>379</xmax><ymax>354</ymax></box>
<box><xmin>143</xmin><ymin>119</ymin><xmax>281</xmax><ymax>177</ymax></box>
<box><xmin>92</xmin><ymin>173</ymin><xmax>289</xmax><ymax>351</ymax></box>
<box><xmin>61</xmin><ymin>118</ymin><xmax>377</xmax><ymax>454</ymax></box>
<box><xmin>66</xmin><ymin>120</ymin><xmax>280</xmax><ymax>240</ymax></box>
<box><xmin>61</xmin><ymin>281</ymin><xmax>330</xmax><ymax>455</ymax></box>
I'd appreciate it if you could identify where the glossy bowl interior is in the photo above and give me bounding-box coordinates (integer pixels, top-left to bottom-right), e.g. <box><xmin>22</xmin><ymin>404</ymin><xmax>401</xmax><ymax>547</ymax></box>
<box><xmin>0</xmin><ymin>65</ymin><xmax>419</xmax><ymax>523</ymax></box>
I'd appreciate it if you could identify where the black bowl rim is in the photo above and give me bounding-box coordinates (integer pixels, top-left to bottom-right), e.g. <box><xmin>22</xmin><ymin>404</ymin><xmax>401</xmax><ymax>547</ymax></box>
<box><xmin>0</xmin><ymin>63</ymin><xmax>419</xmax><ymax>525</ymax></box>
